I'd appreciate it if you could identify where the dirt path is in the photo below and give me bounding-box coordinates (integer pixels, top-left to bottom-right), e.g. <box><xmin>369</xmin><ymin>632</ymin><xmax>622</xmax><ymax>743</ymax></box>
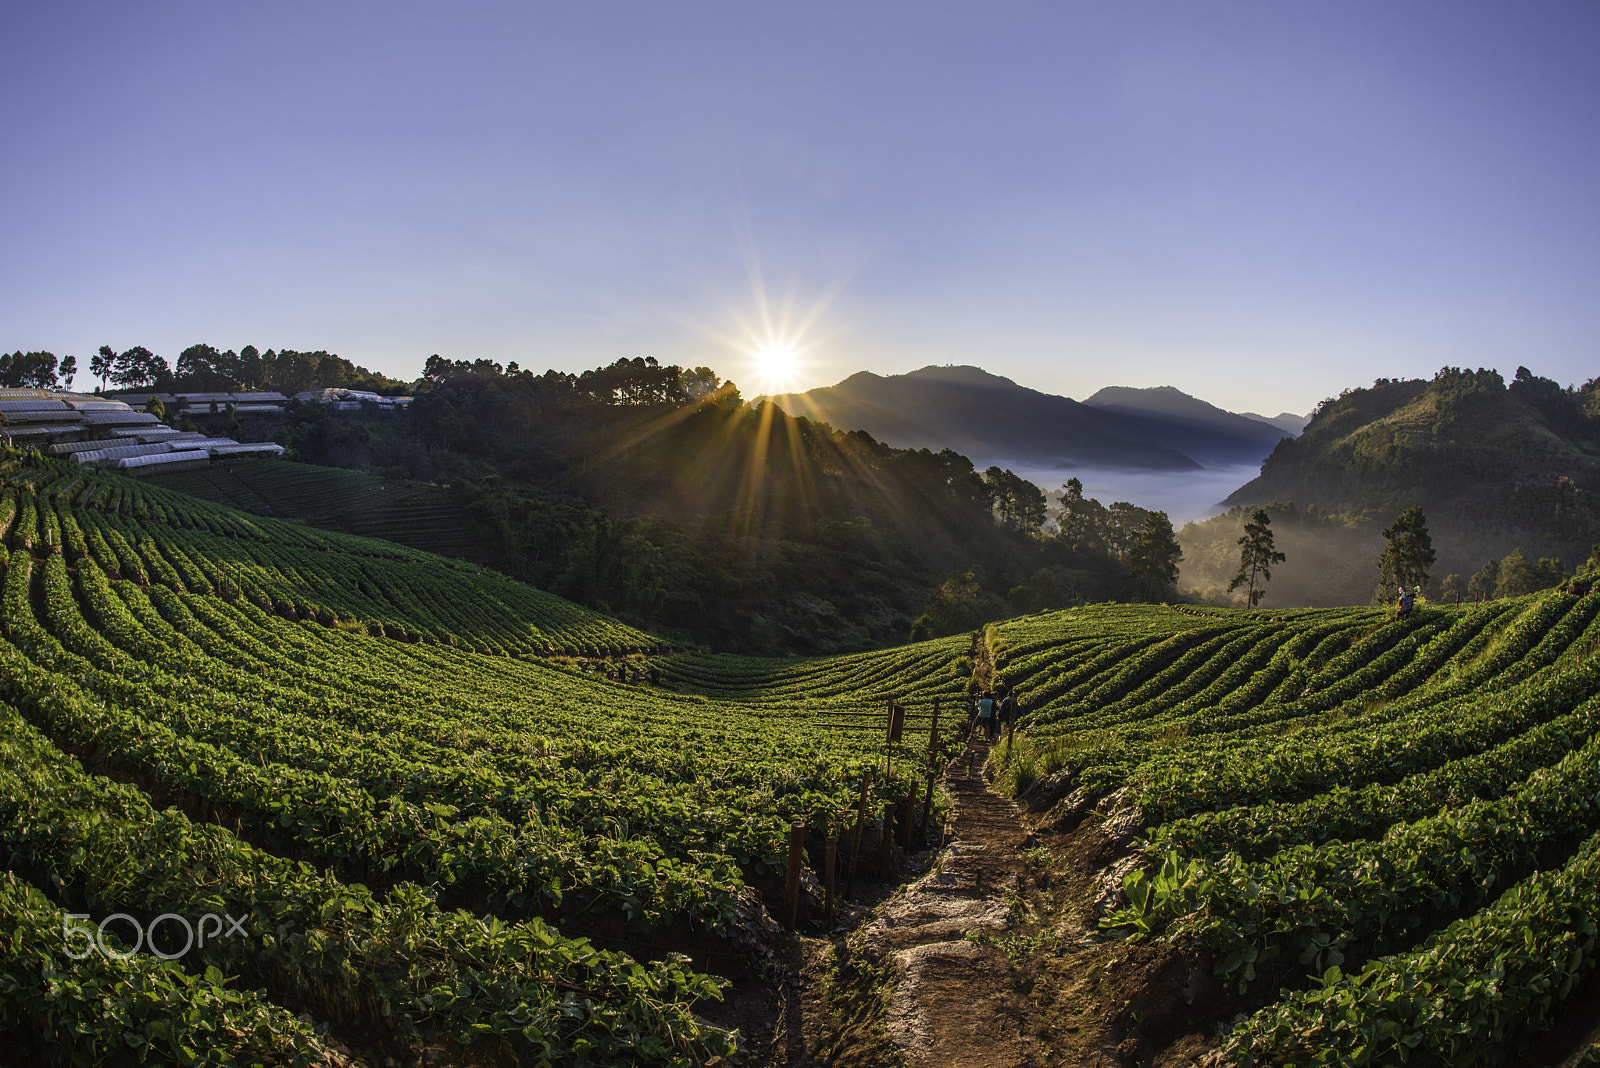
<box><xmin>865</xmin><ymin>733</ymin><xmax>1041</xmax><ymax>1067</ymax></box>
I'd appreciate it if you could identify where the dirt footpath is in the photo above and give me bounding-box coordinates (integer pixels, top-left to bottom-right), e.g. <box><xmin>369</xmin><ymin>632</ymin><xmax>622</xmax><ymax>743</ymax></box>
<box><xmin>865</xmin><ymin>735</ymin><xmax>1042</xmax><ymax>1068</ymax></box>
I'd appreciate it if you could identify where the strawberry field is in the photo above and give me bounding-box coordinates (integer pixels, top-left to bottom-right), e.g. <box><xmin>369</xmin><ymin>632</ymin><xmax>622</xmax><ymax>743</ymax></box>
<box><xmin>0</xmin><ymin>453</ymin><xmax>964</xmax><ymax>1065</ymax></box>
<box><xmin>993</xmin><ymin>594</ymin><xmax>1600</xmax><ymax>1064</ymax></box>
<box><xmin>5</xmin><ymin>442</ymin><xmax>1599</xmax><ymax>1066</ymax></box>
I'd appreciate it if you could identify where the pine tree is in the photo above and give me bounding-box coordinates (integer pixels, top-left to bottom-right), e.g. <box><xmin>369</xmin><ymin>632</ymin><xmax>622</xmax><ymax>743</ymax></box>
<box><xmin>1376</xmin><ymin>506</ymin><xmax>1436</xmax><ymax>601</ymax></box>
<box><xmin>1227</xmin><ymin>508</ymin><xmax>1285</xmax><ymax>607</ymax></box>
<box><xmin>1126</xmin><ymin>511</ymin><xmax>1183</xmax><ymax>601</ymax></box>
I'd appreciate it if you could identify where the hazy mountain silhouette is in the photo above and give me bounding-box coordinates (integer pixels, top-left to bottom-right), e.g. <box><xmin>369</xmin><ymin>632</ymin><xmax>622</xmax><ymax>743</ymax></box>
<box><xmin>772</xmin><ymin>366</ymin><xmax>1289</xmax><ymax>471</ymax></box>
<box><xmin>1241</xmin><ymin>411</ymin><xmax>1310</xmax><ymax>437</ymax></box>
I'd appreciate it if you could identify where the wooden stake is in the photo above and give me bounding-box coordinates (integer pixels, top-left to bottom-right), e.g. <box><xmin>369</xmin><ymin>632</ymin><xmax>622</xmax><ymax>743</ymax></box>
<box><xmin>824</xmin><ymin>835</ymin><xmax>837</xmax><ymax>928</ymax></box>
<box><xmin>784</xmin><ymin>822</ymin><xmax>805</xmax><ymax>932</ymax></box>
<box><xmin>879</xmin><ymin>801</ymin><xmax>895</xmax><ymax>878</ymax></box>
<box><xmin>847</xmin><ymin>767</ymin><xmax>872</xmax><ymax>898</ymax></box>
<box><xmin>920</xmin><ymin>765</ymin><xmax>937</xmax><ymax>844</ymax></box>
<box><xmin>901</xmin><ymin>796</ymin><xmax>914</xmax><ymax>852</ymax></box>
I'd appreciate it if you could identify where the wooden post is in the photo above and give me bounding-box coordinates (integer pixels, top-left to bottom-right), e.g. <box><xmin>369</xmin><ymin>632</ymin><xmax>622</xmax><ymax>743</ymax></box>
<box><xmin>886</xmin><ymin>697</ymin><xmax>905</xmax><ymax>743</ymax></box>
<box><xmin>824</xmin><ymin>835</ymin><xmax>838</xmax><ymax>928</ymax></box>
<box><xmin>920</xmin><ymin>764</ymin><xmax>937</xmax><ymax>844</ymax></box>
<box><xmin>784</xmin><ymin>822</ymin><xmax>805</xmax><ymax>932</ymax></box>
<box><xmin>900</xmin><ymin>796</ymin><xmax>914</xmax><ymax>852</ymax></box>
<box><xmin>878</xmin><ymin>801</ymin><xmax>895</xmax><ymax>878</ymax></box>
<box><xmin>847</xmin><ymin>767</ymin><xmax>872</xmax><ymax>898</ymax></box>
<box><xmin>926</xmin><ymin>698</ymin><xmax>941</xmax><ymax>759</ymax></box>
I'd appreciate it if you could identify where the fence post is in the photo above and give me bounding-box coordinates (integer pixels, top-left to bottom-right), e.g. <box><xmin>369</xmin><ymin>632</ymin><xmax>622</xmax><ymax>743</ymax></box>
<box><xmin>824</xmin><ymin>835</ymin><xmax>838</xmax><ymax>928</ymax></box>
<box><xmin>878</xmin><ymin>801</ymin><xmax>895</xmax><ymax>878</ymax></box>
<box><xmin>847</xmin><ymin>767</ymin><xmax>872</xmax><ymax>898</ymax></box>
<box><xmin>920</xmin><ymin>764</ymin><xmax>937</xmax><ymax>845</ymax></box>
<box><xmin>900</xmin><ymin>796</ymin><xmax>914</xmax><ymax>852</ymax></box>
<box><xmin>784</xmin><ymin>822</ymin><xmax>805</xmax><ymax>932</ymax></box>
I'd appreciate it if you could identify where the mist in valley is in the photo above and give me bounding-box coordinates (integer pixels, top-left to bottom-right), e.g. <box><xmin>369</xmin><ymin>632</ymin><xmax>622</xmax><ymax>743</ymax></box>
<box><xmin>980</xmin><ymin>460</ymin><xmax>1265</xmax><ymax>526</ymax></box>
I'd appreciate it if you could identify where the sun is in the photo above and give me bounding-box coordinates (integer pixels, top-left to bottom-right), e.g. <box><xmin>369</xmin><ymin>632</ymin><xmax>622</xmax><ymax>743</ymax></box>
<box><xmin>751</xmin><ymin>343</ymin><xmax>801</xmax><ymax>394</ymax></box>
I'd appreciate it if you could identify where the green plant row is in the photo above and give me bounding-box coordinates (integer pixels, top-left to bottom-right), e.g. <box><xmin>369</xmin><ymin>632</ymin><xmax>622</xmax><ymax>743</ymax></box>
<box><xmin>1106</xmin><ymin>714</ymin><xmax>1600</xmax><ymax>989</ymax></box>
<box><xmin>0</xmin><ymin>876</ymin><xmax>329</xmax><ymax>1067</ymax></box>
<box><xmin>0</xmin><ymin>702</ymin><xmax>732</xmax><ymax>1065</ymax></box>
<box><xmin>1145</xmin><ymin>694</ymin><xmax>1600</xmax><ymax>860</ymax></box>
<box><xmin>1219</xmin><ymin>826</ymin><xmax>1600</xmax><ymax>1067</ymax></box>
<box><xmin>11</xmin><ymin>557</ymin><xmax>745</xmax><ymax>931</ymax></box>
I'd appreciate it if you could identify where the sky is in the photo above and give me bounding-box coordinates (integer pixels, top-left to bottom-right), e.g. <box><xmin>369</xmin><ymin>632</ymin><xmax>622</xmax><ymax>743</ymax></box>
<box><xmin>3</xmin><ymin>2</ymin><xmax>1597</xmax><ymax>417</ymax></box>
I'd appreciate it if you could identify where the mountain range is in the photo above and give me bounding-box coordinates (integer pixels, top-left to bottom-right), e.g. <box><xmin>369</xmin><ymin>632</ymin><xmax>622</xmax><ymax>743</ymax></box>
<box><xmin>771</xmin><ymin>365</ymin><xmax>1293</xmax><ymax>471</ymax></box>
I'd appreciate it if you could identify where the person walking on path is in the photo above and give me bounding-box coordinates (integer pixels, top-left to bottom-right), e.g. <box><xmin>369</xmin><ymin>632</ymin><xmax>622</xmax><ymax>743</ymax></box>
<box><xmin>997</xmin><ymin>690</ymin><xmax>1017</xmax><ymax>741</ymax></box>
<box><xmin>975</xmin><ymin>691</ymin><xmax>996</xmax><ymax>741</ymax></box>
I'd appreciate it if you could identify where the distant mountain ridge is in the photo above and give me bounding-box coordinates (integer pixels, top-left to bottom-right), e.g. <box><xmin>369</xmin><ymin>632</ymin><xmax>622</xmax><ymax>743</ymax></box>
<box><xmin>1241</xmin><ymin>411</ymin><xmax>1310</xmax><ymax>437</ymax></box>
<box><xmin>772</xmin><ymin>366</ymin><xmax>1290</xmax><ymax>471</ymax></box>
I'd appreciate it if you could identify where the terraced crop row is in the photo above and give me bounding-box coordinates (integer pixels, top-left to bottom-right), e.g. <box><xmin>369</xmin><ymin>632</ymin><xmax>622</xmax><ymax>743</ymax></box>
<box><xmin>0</xmin><ymin>452</ymin><xmax>967</xmax><ymax>1064</ymax></box>
<box><xmin>998</xmin><ymin>589</ymin><xmax>1600</xmax><ymax>1065</ymax></box>
<box><xmin>149</xmin><ymin>460</ymin><xmax>483</xmax><ymax>558</ymax></box>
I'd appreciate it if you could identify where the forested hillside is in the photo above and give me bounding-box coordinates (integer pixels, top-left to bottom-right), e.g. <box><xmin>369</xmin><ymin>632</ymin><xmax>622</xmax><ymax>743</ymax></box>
<box><xmin>1180</xmin><ymin>367</ymin><xmax>1600</xmax><ymax>606</ymax></box>
<box><xmin>250</xmin><ymin>356</ymin><xmax>1184</xmax><ymax>653</ymax></box>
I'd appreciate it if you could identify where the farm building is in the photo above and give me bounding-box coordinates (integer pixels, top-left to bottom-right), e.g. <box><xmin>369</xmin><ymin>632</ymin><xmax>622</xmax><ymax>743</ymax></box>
<box><xmin>0</xmin><ymin>389</ymin><xmax>283</xmax><ymax>468</ymax></box>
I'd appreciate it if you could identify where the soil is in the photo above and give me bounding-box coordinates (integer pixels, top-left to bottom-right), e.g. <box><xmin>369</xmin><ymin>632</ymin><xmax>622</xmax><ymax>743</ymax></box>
<box><xmin>742</xmin><ymin>727</ymin><xmax>1222</xmax><ymax>1068</ymax></box>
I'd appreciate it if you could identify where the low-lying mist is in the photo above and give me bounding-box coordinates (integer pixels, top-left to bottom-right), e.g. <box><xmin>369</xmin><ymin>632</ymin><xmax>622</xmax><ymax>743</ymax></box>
<box><xmin>979</xmin><ymin>460</ymin><xmax>1264</xmax><ymax>525</ymax></box>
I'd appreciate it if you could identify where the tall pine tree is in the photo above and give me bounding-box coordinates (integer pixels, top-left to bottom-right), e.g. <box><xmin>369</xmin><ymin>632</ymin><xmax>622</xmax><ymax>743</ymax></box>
<box><xmin>1228</xmin><ymin>508</ymin><xmax>1285</xmax><ymax>607</ymax></box>
<box><xmin>1376</xmin><ymin>506</ymin><xmax>1436</xmax><ymax>601</ymax></box>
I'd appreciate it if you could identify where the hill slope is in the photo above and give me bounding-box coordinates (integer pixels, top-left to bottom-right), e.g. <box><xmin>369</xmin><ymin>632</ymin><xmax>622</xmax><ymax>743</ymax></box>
<box><xmin>1223</xmin><ymin>366</ymin><xmax>1600</xmax><ymax>569</ymax></box>
<box><xmin>0</xmin><ymin>447</ymin><xmax>969</xmax><ymax>1063</ymax></box>
<box><xmin>5</xmin><ymin>442</ymin><xmax>1600</xmax><ymax>1064</ymax></box>
<box><xmin>989</xmin><ymin>593</ymin><xmax>1600</xmax><ymax>1064</ymax></box>
<box><xmin>774</xmin><ymin>366</ymin><xmax>1285</xmax><ymax>470</ymax></box>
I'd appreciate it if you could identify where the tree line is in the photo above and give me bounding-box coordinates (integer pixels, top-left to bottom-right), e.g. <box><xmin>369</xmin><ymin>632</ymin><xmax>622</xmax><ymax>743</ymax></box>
<box><xmin>1207</xmin><ymin>502</ymin><xmax>1595</xmax><ymax>610</ymax></box>
<box><xmin>0</xmin><ymin>344</ymin><xmax>406</xmax><ymax>397</ymax></box>
<box><xmin>277</xmin><ymin>355</ymin><xmax>1188</xmax><ymax>653</ymax></box>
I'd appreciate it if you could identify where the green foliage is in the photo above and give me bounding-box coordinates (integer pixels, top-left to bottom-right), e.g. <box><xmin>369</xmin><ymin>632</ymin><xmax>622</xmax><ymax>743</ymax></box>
<box><xmin>0</xmin><ymin>452</ymin><xmax>972</xmax><ymax>1062</ymax></box>
<box><xmin>993</xmin><ymin>582</ymin><xmax>1600</xmax><ymax>1061</ymax></box>
<box><xmin>1376</xmin><ymin>505</ymin><xmax>1435</xmax><ymax>599</ymax></box>
<box><xmin>911</xmin><ymin>570</ymin><xmax>990</xmax><ymax>640</ymax></box>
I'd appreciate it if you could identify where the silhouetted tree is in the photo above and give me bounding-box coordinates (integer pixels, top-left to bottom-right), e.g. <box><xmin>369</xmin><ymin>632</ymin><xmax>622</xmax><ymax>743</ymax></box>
<box><xmin>0</xmin><ymin>351</ymin><xmax>60</xmax><ymax>388</ymax></box>
<box><xmin>1126</xmin><ymin>511</ymin><xmax>1182</xmax><ymax>601</ymax></box>
<box><xmin>1228</xmin><ymin>508</ymin><xmax>1286</xmax><ymax>607</ymax></box>
<box><xmin>91</xmin><ymin>345</ymin><xmax>116</xmax><ymax>392</ymax></box>
<box><xmin>111</xmin><ymin>346</ymin><xmax>170</xmax><ymax>391</ymax></box>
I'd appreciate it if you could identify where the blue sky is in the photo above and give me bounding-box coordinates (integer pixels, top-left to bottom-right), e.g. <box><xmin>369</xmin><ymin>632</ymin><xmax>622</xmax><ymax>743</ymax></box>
<box><xmin>3</xmin><ymin>2</ymin><xmax>1596</xmax><ymax>415</ymax></box>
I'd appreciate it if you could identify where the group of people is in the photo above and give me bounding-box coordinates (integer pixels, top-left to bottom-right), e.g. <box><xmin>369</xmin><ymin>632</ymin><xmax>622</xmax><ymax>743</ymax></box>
<box><xmin>583</xmin><ymin>661</ymin><xmax>661</xmax><ymax>685</ymax></box>
<box><xmin>972</xmin><ymin>689</ymin><xmax>1017</xmax><ymax>742</ymax></box>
